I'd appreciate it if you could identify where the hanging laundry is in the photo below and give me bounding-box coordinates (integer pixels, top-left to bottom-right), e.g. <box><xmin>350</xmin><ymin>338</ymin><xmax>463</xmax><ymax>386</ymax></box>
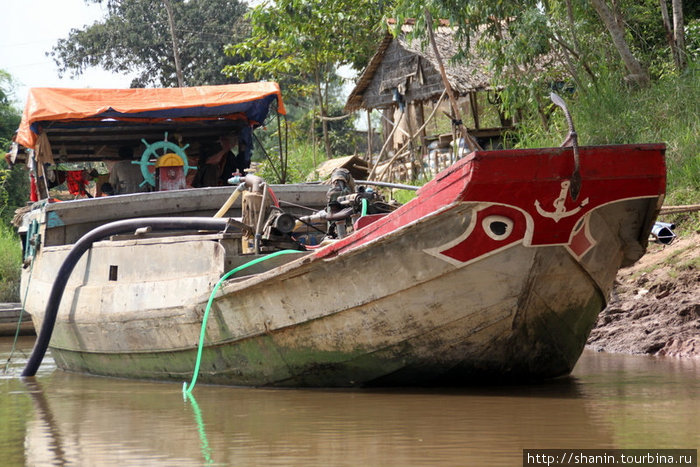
<box><xmin>35</xmin><ymin>132</ymin><xmax>55</xmax><ymax>178</ymax></box>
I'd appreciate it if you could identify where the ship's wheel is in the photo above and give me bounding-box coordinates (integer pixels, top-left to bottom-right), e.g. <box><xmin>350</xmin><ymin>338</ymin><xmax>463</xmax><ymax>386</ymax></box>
<box><xmin>134</xmin><ymin>133</ymin><xmax>193</xmax><ymax>187</ymax></box>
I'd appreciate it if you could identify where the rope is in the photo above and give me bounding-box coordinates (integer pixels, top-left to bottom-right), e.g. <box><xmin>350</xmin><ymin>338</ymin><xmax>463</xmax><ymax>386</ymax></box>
<box><xmin>3</xmin><ymin>257</ymin><xmax>34</xmax><ymax>374</ymax></box>
<box><xmin>182</xmin><ymin>249</ymin><xmax>302</xmax><ymax>394</ymax></box>
<box><xmin>315</xmin><ymin>113</ymin><xmax>352</xmax><ymax>121</ymax></box>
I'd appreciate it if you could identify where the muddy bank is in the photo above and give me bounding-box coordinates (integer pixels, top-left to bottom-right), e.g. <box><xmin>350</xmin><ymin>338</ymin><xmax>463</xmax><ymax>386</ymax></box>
<box><xmin>587</xmin><ymin>231</ymin><xmax>700</xmax><ymax>358</ymax></box>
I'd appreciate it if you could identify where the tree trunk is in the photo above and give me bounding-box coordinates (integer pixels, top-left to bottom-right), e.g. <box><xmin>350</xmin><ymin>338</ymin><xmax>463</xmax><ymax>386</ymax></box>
<box><xmin>163</xmin><ymin>0</ymin><xmax>184</xmax><ymax>87</ymax></box>
<box><xmin>560</xmin><ymin>0</ymin><xmax>597</xmax><ymax>82</ymax></box>
<box><xmin>672</xmin><ymin>0</ymin><xmax>686</xmax><ymax>69</ymax></box>
<box><xmin>314</xmin><ymin>67</ymin><xmax>331</xmax><ymax>159</ymax></box>
<box><xmin>659</xmin><ymin>0</ymin><xmax>681</xmax><ymax>69</ymax></box>
<box><xmin>564</xmin><ymin>0</ymin><xmax>582</xmax><ymax>55</ymax></box>
<box><xmin>323</xmin><ymin>77</ymin><xmax>331</xmax><ymax>158</ymax></box>
<box><xmin>590</xmin><ymin>0</ymin><xmax>649</xmax><ymax>86</ymax></box>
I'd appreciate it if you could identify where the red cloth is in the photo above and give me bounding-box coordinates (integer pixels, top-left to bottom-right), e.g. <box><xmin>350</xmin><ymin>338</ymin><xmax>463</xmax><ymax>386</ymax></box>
<box><xmin>29</xmin><ymin>173</ymin><xmax>38</xmax><ymax>202</ymax></box>
<box><xmin>66</xmin><ymin>170</ymin><xmax>88</xmax><ymax>196</ymax></box>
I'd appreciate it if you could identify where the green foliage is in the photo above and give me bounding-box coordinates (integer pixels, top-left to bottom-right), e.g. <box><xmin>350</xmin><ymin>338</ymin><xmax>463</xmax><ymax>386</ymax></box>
<box><xmin>0</xmin><ymin>223</ymin><xmax>22</xmax><ymax>302</ymax></box>
<box><xmin>392</xmin><ymin>0</ymin><xmax>699</xmax><ymax>115</ymax></box>
<box><xmin>51</xmin><ymin>0</ymin><xmax>251</xmax><ymax>87</ymax></box>
<box><xmin>223</xmin><ymin>0</ymin><xmax>386</xmax><ymax>90</ymax></box>
<box><xmin>294</xmin><ymin>103</ymin><xmax>365</xmax><ymax>156</ymax></box>
<box><xmin>223</xmin><ymin>0</ymin><xmax>389</xmax><ymax>159</ymax></box>
<box><xmin>0</xmin><ymin>71</ymin><xmax>26</xmax><ymax>228</ymax></box>
<box><xmin>0</xmin><ymin>71</ymin><xmax>20</xmax><ymax>146</ymax></box>
<box><xmin>256</xmin><ymin>140</ymin><xmax>320</xmax><ymax>184</ymax></box>
<box><xmin>0</xmin><ymin>162</ymin><xmax>28</xmax><ymax>227</ymax></box>
<box><xmin>511</xmin><ymin>59</ymin><xmax>699</xmax><ymax>232</ymax></box>
<box><xmin>0</xmin><ymin>70</ymin><xmax>23</xmax><ymax>301</ymax></box>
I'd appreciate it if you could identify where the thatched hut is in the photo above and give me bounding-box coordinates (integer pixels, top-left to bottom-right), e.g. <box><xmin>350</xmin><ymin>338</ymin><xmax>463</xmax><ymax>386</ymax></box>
<box><xmin>345</xmin><ymin>20</ymin><xmax>514</xmax><ymax>180</ymax></box>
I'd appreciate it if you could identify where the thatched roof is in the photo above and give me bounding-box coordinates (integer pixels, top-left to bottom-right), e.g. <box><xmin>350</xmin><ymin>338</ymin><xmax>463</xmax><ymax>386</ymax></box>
<box><xmin>346</xmin><ymin>20</ymin><xmax>560</xmax><ymax>113</ymax></box>
<box><xmin>306</xmin><ymin>155</ymin><xmax>369</xmax><ymax>182</ymax></box>
<box><xmin>346</xmin><ymin>21</ymin><xmax>493</xmax><ymax>112</ymax></box>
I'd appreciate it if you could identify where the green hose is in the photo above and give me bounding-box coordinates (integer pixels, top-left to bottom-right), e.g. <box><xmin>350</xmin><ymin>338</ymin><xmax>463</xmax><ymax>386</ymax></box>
<box><xmin>183</xmin><ymin>249</ymin><xmax>301</xmax><ymax>394</ymax></box>
<box><xmin>361</xmin><ymin>198</ymin><xmax>368</xmax><ymax>217</ymax></box>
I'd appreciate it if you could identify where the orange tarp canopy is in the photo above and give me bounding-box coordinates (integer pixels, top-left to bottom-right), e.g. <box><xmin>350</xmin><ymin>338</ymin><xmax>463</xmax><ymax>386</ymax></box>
<box><xmin>17</xmin><ymin>82</ymin><xmax>286</xmax><ymax>149</ymax></box>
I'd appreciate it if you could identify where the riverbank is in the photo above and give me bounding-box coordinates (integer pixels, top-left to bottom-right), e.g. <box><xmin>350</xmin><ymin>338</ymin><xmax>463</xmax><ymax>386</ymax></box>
<box><xmin>587</xmin><ymin>231</ymin><xmax>700</xmax><ymax>358</ymax></box>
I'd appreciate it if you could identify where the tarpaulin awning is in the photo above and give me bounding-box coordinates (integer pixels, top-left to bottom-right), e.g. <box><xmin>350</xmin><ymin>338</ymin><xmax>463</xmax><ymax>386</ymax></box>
<box><xmin>16</xmin><ymin>82</ymin><xmax>286</xmax><ymax>149</ymax></box>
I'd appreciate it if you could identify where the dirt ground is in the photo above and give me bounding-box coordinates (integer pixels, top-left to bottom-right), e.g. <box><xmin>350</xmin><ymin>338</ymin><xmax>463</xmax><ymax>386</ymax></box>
<box><xmin>587</xmin><ymin>230</ymin><xmax>700</xmax><ymax>358</ymax></box>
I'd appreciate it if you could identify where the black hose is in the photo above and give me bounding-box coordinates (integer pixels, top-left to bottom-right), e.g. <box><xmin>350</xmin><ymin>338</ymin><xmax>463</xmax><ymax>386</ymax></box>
<box><xmin>21</xmin><ymin>217</ymin><xmax>229</xmax><ymax>377</ymax></box>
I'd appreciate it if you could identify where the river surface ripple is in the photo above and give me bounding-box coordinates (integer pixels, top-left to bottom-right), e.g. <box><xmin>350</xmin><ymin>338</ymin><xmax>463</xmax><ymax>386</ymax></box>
<box><xmin>1</xmin><ymin>336</ymin><xmax>698</xmax><ymax>466</ymax></box>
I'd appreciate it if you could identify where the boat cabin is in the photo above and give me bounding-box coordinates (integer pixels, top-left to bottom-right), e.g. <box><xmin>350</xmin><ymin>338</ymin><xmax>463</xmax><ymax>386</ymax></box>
<box><xmin>10</xmin><ymin>83</ymin><xmax>290</xmax><ymax>200</ymax></box>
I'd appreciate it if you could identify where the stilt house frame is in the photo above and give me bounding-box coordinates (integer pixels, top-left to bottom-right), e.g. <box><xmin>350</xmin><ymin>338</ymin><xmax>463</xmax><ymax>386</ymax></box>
<box><xmin>345</xmin><ymin>20</ymin><xmax>513</xmax><ymax>181</ymax></box>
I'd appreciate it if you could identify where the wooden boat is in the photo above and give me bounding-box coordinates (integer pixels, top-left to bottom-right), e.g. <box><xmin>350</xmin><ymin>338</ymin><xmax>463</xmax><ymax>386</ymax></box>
<box><xmin>0</xmin><ymin>303</ymin><xmax>34</xmax><ymax>336</ymax></box>
<box><xmin>13</xmin><ymin>85</ymin><xmax>666</xmax><ymax>386</ymax></box>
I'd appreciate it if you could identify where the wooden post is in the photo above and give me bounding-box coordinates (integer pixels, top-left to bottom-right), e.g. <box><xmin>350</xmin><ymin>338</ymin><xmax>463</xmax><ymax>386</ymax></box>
<box><xmin>366</xmin><ymin>110</ymin><xmax>373</xmax><ymax>159</ymax></box>
<box><xmin>375</xmin><ymin>90</ymin><xmax>446</xmax><ymax>181</ymax></box>
<box><xmin>405</xmin><ymin>102</ymin><xmax>418</xmax><ymax>180</ymax></box>
<box><xmin>415</xmin><ymin>100</ymin><xmax>427</xmax><ymax>179</ymax></box>
<box><xmin>368</xmin><ymin>106</ymin><xmax>404</xmax><ymax>179</ymax></box>
<box><xmin>469</xmin><ymin>90</ymin><xmax>480</xmax><ymax>130</ymax></box>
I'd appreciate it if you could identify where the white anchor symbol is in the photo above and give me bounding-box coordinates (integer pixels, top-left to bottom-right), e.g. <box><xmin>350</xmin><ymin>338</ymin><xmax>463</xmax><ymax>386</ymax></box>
<box><xmin>534</xmin><ymin>180</ymin><xmax>589</xmax><ymax>222</ymax></box>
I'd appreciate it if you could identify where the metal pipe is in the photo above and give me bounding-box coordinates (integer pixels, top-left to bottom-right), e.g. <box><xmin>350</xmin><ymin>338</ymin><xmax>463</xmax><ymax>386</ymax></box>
<box><xmin>21</xmin><ymin>217</ymin><xmax>229</xmax><ymax>377</ymax></box>
<box><xmin>254</xmin><ymin>182</ymin><xmax>269</xmax><ymax>254</ymax></box>
<box><xmin>651</xmin><ymin>222</ymin><xmax>676</xmax><ymax>245</ymax></box>
<box><xmin>355</xmin><ymin>180</ymin><xmax>419</xmax><ymax>191</ymax></box>
<box><xmin>228</xmin><ymin>174</ymin><xmax>265</xmax><ymax>193</ymax></box>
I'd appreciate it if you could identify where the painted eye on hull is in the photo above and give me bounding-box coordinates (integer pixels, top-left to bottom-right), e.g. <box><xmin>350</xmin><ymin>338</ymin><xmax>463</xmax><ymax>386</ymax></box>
<box><xmin>482</xmin><ymin>215</ymin><xmax>514</xmax><ymax>241</ymax></box>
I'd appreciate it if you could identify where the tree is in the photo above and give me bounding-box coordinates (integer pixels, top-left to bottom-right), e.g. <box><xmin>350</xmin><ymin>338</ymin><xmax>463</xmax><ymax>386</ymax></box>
<box><xmin>391</xmin><ymin>0</ymin><xmax>587</xmax><ymax>118</ymax></box>
<box><xmin>660</xmin><ymin>0</ymin><xmax>687</xmax><ymax>71</ymax></box>
<box><xmin>0</xmin><ymin>71</ymin><xmax>27</xmax><ymax>227</ymax></box>
<box><xmin>390</xmin><ymin>0</ymin><xmax>692</xmax><ymax>117</ymax></box>
<box><xmin>0</xmin><ymin>72</ymin><xmax>20</xmax><ymax>147</ymax></box>
<box><xmin>589</xmin><ymin>0</ymin><xmax>649</xmax><ymax>85</ymax></box>
<box><xmin>50</xmin><ymin>0</ymin><xmax>251</xmax><ymax>88</ymax></box>
<box><xmin>223</xmin><ymin>0</ymin><xmax>388</xmax><ymax>159</ymax></box>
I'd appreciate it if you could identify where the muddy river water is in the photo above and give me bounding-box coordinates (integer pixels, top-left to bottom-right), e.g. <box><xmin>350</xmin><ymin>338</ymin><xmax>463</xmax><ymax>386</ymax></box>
<box><xmin>1</xmin><ymin>336</ymin><xmax>698</xmax><ymax>466</ymax></box>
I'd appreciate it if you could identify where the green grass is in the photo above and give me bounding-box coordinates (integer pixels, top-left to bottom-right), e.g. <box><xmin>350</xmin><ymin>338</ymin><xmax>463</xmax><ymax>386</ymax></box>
<box><xmin>511</xmin><ymin>61</ymin><xmax>699</xmax><ymax>233</ymax></box>
<box><xmin>256</xmin><ymin>141</ymin><xmax>323</xmax><ymax>184</ymax></box>
<box><xmin>0</xmin><ymin>224</ymin><xmax>22</xmax><ymax>302</ymax></box>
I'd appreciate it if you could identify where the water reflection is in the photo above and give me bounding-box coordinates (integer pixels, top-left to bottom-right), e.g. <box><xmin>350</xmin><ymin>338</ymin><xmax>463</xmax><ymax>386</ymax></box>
<box><xmin>14</xmin><ymin>372</ymin><xmax>610</xmax><ymax>466</ymax></box>
<box><xmin>184</xmin><ymin>390</ymin><xmax>214</xmax><ymax>465</ymax></box>
<box><xmin>22</xmin><ymin>379</ymin><xmax>68</xmax><ymax>467</ymax></box>
<box><xmin>1</xmin><ymin>338</ymin><xmax>698</xmax><ymax>466</ymax></box>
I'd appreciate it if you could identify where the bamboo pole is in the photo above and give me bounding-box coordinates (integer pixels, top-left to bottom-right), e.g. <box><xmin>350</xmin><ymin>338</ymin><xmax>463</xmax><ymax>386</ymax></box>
<box><xmin>367</xmin><ymin>108</ymin><xmax>405</xmax><ymax>179</ymax></box>
<box><xmin>424</xmin><ymin>9</ymin><xmax>482</xmax><ymax>152</ymax></box>
<box><xmin>659</xmin><ymin>204</ymin><xmax>700</xmax><ymax>214</ymax></box>
<box><xmin>376</xmin><ymin>90</ymin><xmax>447</xmax><ymax>181</ymax></box>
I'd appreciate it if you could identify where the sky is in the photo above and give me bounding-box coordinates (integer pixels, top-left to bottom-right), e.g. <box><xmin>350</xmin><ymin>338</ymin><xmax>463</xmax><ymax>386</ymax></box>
<box><xmin>0</xmin><ymin>0</ymin><xmax>364</xmax><ymax>126</ymax></box>
<box><xmin>0</xmin><ymin>0</ymin><xmax>135</xmax><ymax>109</ymax></box>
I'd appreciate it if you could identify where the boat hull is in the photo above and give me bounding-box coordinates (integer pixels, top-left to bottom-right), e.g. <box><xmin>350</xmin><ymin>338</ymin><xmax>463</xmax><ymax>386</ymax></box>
<box><xmin>24</xmin><ymin>144</ymin><xmax>666</xmax><ymax>386</ymax></box>
<box><xmin>40</xmin><ymin>198</ymin><xmax>642</xmax><ymax>386</ymax></box>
